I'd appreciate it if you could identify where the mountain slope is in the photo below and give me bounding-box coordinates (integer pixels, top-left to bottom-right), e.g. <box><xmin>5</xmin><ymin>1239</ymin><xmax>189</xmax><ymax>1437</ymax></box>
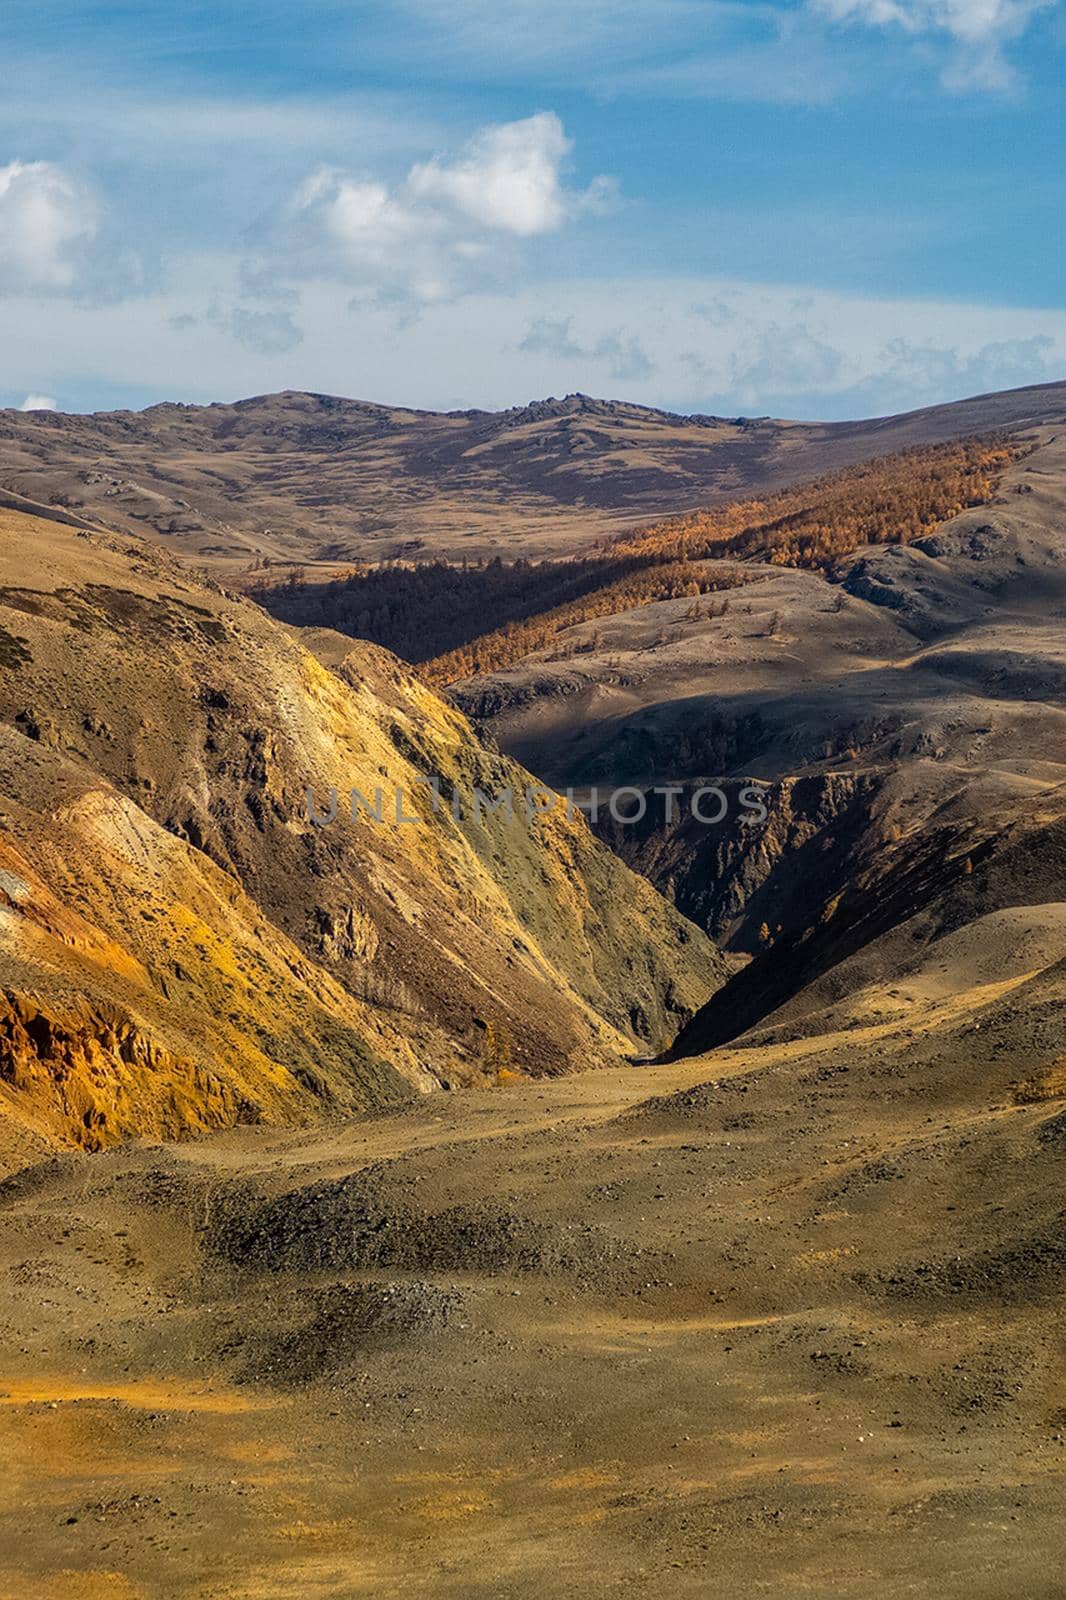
<box><xmin>449</xmin><ymin>427</ymin><xmax>1066</xmax><ymax>1056</ymax></box>
<box><xmin>453</xmin><ymin>426</ymin><xmax>1066</xmax><ymax>785</ymax></box>
<box><xmin>0</xmin><ymin>507</ymin><xmax>722</xmax><ymax>1166</ymax></box>
<box><xmin>1</xmin><ymin>381</ymin><xmax>1063</xmax><ymax>575</ymax></box>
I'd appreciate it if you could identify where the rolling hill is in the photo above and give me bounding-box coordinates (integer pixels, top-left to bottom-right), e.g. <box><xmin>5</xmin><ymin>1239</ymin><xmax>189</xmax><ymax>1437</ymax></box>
<box><xmin>1</xmin><ymin>381</ymin><xmax>1064</xmax><ymax>576</ymax></box>
<box><xmin>447</xmin><ymin>422</ymin><xmax>1066</xmax><ymax>1062</ymax></box>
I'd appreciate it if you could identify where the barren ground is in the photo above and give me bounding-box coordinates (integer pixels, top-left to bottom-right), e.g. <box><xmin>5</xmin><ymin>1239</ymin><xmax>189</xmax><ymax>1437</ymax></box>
<box><xmin>1</xmin><ymin>972</ymin><xmax>1063</xmax><ymax>1598</ymax></box>
<box><xmin>3</xmin><ymin>384</ymin><xmax>1065</xmax><ymax>575</ymax></box>
<box><xmin>2</xmin><ymin>384</ymin><xmax>1065</xmax><ymax>1598</ymax></box>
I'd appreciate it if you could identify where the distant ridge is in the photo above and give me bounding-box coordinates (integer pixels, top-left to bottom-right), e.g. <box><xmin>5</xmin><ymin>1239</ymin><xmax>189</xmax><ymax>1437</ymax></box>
<box><xmin>1</xmin><ymin>380</ymin><xmax>1063</xmax><ymax>576</ymax></box>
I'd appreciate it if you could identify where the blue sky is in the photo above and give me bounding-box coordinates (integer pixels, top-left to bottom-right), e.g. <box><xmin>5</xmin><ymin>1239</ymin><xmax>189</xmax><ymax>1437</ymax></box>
<box><xmin>1</xmin><ymin>0</ymin><xmax>1063</xmax><ymax>418</ymax></box>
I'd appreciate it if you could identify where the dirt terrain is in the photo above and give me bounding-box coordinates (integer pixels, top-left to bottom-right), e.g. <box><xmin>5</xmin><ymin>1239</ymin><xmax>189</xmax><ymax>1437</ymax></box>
<box><xmin>0</xmin><ymin>954</ymin><xmax>1063</xmax><ymax>1599</ymax></box>
<box><xmin>457</xmin><ymin>426</ymin><xmax>1066</xmax><ymax>792</ymax></box>
<box><xmin>2</xmin><ymin>383</ymin><xmax>1065</xmax><ymax>575</ymax></box>
<box><xmin>1</xmin><ymin>382</ymin><xmax>1064</xmax><ymax>1596</ymax></box>
<box><xmin>455</xmin><ymin>428</ymin><xmax>1066</xmax><ymax>978</ymax></box>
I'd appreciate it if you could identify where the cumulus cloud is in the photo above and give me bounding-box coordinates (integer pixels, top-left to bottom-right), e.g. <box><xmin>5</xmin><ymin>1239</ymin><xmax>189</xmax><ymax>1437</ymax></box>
<box><xmin>1</xmin><ymin>272</ymin><xmax>1059</xmax><ymax>423</ymax></box>
<box><xmin>679</xmin><ymin>287</ymin><xmax>1061</xmax><ymax>415</ymax></box>
<box><xmin>0</xmin><ymin>160</ymin><xmax>97</xmax><ymax>293</ymax></box>
<box><xmin>282</xmin><ymin>113</ymin><xmax>614</xmax><ymax>308</ymax></box>
<box><xmin>858</xmin><ymin>332</ymin><xmax>1057</xmax><ymax>406</ymax></box>
<box><xmin>237</xmin><ymin>260</ymin><xmax>300</xmax><ymax>305</ymax></box>
<box><xmin>813</xmin><ymin>0</ymin><xmax>1046</xmax><ymax>41</ymax></box>
<box><xmin>519</xmin><ymin>316</ymin><xmax>586</xmax><ymax>360</ymax></box>
<box><xmin>19</xmin><ymin>392</ymin><xmax>57</xmax><ymax>410</ymax></box>
<box><xmin>812</xmin><ymin>0</ymin><xmax>1054</xmax><ymax>86</ymax></box>
<box><xmin>293</xmin><ymin>170</ymin><xmax>430</xmax><ymax>284</ymax></box>
<box><xmin>407</xmin><ymin>112</ymin><xmax>612</xmax><ymax>235</ymax></box>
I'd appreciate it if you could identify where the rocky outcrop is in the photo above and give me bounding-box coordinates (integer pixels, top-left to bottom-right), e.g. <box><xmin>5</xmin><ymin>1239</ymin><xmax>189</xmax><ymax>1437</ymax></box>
<box><xmin>595</xmin><ymin>772</ymin><xmax>884</xmax><ymax>952</ymax></box>
<box><xmin>0</xmin><ymin>993</ymin><xmax>255</xmax><ymax>1151</ymax></box>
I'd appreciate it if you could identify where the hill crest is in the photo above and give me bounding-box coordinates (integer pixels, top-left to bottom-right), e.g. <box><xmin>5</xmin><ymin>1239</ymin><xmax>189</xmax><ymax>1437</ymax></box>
<box><xmin>2</xmin><ymin>380</ymin><xmax>1062</xmax><ymax>576</ymax></box>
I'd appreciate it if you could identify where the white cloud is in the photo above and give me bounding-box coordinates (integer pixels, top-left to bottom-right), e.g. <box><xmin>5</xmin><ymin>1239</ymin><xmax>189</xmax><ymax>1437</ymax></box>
<box><xmin>501</xmin><ymin>279</ymin><xmax>1064</xmax><ymax>419</ymax></box>
<box><xmin>282</xmin><ymin>113</ymin><xmax>614</xmax><ymax>307</ymax></box>
<box><xmin>19</xmin><ymin>392</ymin><xmax>56</xmax><ymax>410</ymax></box>
<box><xmin>168</xmin><ymin>299</ymin><xmax>305</xmax><ymax>356</ymax></box>
<box><xmin>297</xmin><ymin>170</ymin><xmax>424</xmax><ymax>264</ymax></box>
<box><xmin>852</xmin><ymin>332</ymin><xmax>1058</xmax><ymax>407</ymax></box>
<box><xmin>408</xmin><ymin>112</ymin><xmax>606</xmax><ymax>236</ymax></box>
<box><xmin>374</xmin><ymin>1</ymin><xmax>719</xmax><ymax>82</ymax></box>
<box><xmin>812</xmin><ymin>0</ymin><xmax>1054</xmax><ymax>86</ymax></box>
<box><xmin>674</xmin><ymin>283</ymin><xmax>1063</xmax><ymax>414</ymax></box>
<box><xmin>223</xmin><ymin>307</ymin><xmax>303</xmax><ymax>356</ymax></box>
<box><xmin>519</xmin><ymin>316</ymin><xmax>586</xmax><ymax>360</ymax></box>
<box><xmin>813</xmin><ymin>0</ymin><xmax>1045</xmax><ymax>41</ymax></box>
<box><xmin>727</xmin><ymin>321</ymin><xmax>845</xmax><ymax>407</ymax></box>
<box><xmin>0</xmin><ymin>160</ymin><xmax>97</xmax><ymax>293</ymax></box>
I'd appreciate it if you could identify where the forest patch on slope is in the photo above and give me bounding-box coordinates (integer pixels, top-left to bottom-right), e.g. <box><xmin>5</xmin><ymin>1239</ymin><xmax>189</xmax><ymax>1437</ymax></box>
<box><xmin>251</xmin><ymin>436</ymin><xmax>1027</xmax><ymax>687</ymax></box>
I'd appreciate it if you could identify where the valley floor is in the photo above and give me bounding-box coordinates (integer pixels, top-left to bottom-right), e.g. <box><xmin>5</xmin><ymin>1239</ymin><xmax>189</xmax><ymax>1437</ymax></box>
<box><xmin>1</xmin><ymin>994</ymin><xmax>1064</xmax><ymax>1600</ymax></box>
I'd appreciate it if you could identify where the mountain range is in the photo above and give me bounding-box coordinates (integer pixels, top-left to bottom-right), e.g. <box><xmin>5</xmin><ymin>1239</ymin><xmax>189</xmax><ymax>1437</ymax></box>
<box><xmin>3</xmin><ymin>380</ymin><xmax>1065</xmax><ymax>573</ymax></box>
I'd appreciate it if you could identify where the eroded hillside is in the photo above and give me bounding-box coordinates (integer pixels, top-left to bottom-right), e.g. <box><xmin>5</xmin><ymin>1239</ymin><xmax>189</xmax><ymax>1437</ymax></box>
<box><xmin>0</xmin><ymin>392</ymin><xmax>1064</xmax><ymax>1600</ymax></box>
<box><xmin>0</xmin><ymin>509</ymin><xmax>722</xmax><ymax>1165</ymax></box>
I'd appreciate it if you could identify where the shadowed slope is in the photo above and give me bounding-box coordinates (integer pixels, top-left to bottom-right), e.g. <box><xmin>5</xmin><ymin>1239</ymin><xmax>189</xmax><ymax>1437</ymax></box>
<box><xmin>451</xmin><ymin>429</ymin><xmax>1066</xmax><ymax>1058</ymax></box>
